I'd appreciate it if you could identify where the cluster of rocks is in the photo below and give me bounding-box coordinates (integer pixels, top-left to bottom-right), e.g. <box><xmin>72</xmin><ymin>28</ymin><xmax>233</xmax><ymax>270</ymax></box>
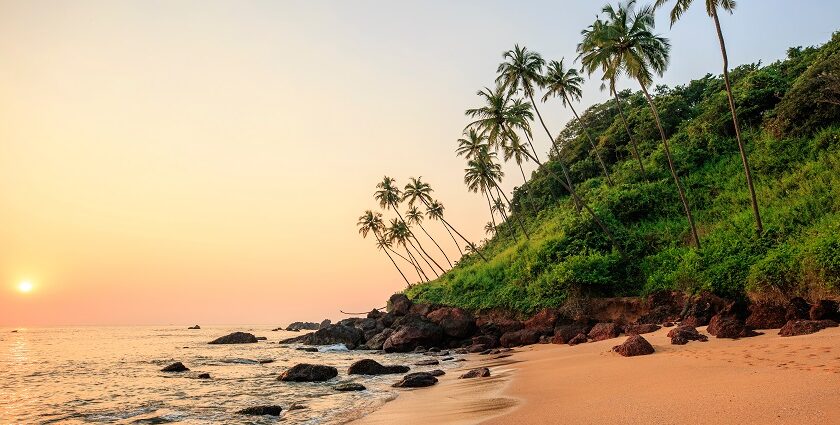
<box><xmin>285</xmin><ymin>320</ymin><xmax>330</xmax><ymax>332</ymax></box>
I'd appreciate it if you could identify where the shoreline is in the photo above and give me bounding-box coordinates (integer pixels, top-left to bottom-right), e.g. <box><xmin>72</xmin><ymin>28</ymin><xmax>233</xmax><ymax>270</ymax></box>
<box><xmin>352</xmin><ymin>326</ymin><xmax>840</xmax><ymax>424</ymax></box>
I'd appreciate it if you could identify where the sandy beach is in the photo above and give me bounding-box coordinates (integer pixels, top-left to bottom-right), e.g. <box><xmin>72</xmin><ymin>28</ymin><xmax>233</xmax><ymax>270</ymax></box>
<box><xmin>354</xmin><ymin>326</ymin><xmax>840</xmax><ymax>425</ymax></box>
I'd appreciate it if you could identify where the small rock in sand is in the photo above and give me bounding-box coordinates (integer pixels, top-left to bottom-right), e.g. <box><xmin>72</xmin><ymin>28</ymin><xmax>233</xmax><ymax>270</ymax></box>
<box><xmin>428</xmin><ymin>369</ymin><xmax>445</xmax><ymax>376</ymax></box>
<box><xmin>612</xmin><ymin>335</ymin><xmax>655</xmax><ymax>357</ymax></box>
<box><xmin>779</xmin><ymin>319</ymin><xmax>838</xmax><ymax>336</ymax></box>
<box><xmin>334</xmin><ymin>383</ymin><xmax>366</xmax><ymax>391</ymax></box>
<box><xmin>237</xmin><ymin>405</ymin><xmax>282</xmax><ymax>416</ymax></box>
<box><xmin>393</xmin><ymin>372</ymin><xmax>438</xmax><ymax>388</ymax></box>
<box><xmin>161</xmin><ymin>362</ymin><xmax>189</xmax><ymax>372</ymax></box>
<box><xmin>414</xmin><ymin>359</ymin><xmax>439</xmax><ymax>366</ymax></box>
<box><xmin>197</xmin><ymin>373</ymin><xmax>211</xmax><ymax>379</ymax></box>
<box><xmin>460</xmin><ymin>367</ymin><xmax>491</xmax><ymax>379</ymax></box>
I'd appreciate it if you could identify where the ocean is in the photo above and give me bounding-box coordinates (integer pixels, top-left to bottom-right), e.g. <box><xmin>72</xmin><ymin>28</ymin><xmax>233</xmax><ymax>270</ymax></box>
<box><xmin>0</xmin><ymin>325</ymin><xmax>453</xmax><ymax>424</ymax></box>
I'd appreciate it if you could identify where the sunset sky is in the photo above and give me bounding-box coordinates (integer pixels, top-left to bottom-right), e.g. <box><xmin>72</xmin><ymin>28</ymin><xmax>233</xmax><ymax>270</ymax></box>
<box><xmin>2</xmin><ymin>1</ymin><xmax>838</xmax><ymax>326</ymax></box>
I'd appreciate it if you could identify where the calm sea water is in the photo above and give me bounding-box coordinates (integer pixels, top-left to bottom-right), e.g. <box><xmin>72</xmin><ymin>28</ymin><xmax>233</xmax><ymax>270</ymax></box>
<box><xmin>0</xmin><ymin>325</ymin><xmax>453</xmax><ymax>424</ymax></box>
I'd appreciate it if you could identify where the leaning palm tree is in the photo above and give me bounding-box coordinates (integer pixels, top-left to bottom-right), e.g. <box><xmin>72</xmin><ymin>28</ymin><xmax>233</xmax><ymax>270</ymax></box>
<box><xmin>375</xmin><ymin>176</ymin><xmax>446</xmax><ymax>274</ymax></box>
<box><xmin>456</xmin><ymin>129</ymin><xmax>489</xmax><ymax>160</ymax></box>
<box><xmin>357</xmin><ymin>210</ymin><xmax>412</xmax><ymax>287</ymax></box>
<box><xmin>484</xmin><ymin>221</ymin><xmax>496</xmax><ymax>236</ymax></box>
<box><xmin>404</xmin><ymin>177</ymin><xmax>475</xmax><ymax>262</ymax></box>
<box><xmin>385</xmin><ymin>218</ymin><xmax>430</xmax><ymax>282</ymax></box>
<box><xmin>654</xmin><ymin>0</ymin><xmax>762</xmax><ymax>234</ymax></box>
<box><xmin>501</xmin><ymin>125</ymin><xmax>532</xmax><ymax>184</ymax></box>
<box><xmin>579</xmin><ymin>0</ymin><xmax>701</xmax><ymax>248</ymax></box>
<box><xmin>465</xmin><ymin>149</ymin><xmax>528</xmax><ymax>239</ymax></box>
<box><xmin>405</xmin><ymin>204</ymin><xmax>452</xmax><ymax>268</ymax></box>
<box><xmin>426</xmin><ymin>199</ymin><xmax>487</xmax><ymax>260</ymax></box>
<box><xmin>543</xmin><ymin>58</ymin><xmax>613</xmax><ymax>186</ymax></box>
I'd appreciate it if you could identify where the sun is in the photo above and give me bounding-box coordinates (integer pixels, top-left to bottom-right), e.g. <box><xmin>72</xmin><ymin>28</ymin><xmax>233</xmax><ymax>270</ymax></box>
<box><xmin>17</xmin><ymin>281</ymin><xmax>34</xmax><ymax>293</ymax></box>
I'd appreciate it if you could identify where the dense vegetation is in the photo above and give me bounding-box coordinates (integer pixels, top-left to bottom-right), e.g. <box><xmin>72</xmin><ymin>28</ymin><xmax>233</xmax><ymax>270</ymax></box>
<box><xmin>360</xmin><ymin>1</ymin><xmax>840</xmax><ymax>314</ymax></box>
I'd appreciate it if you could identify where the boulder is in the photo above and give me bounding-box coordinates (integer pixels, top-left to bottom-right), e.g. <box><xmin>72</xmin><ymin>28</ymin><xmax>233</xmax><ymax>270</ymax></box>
<box><xmin>624</xmin><ymin>323</ymin><xmax>661</xmax><ymax>335</ymax></box>
<box><xmin>161</xmin><ymin>362</ymin><xmax>189</xmax><ymax>372</ymax></box>
<box><xmin>383</xmin><ymin>315</ymin><xmax>444</xmax><ymax>353</ymax></box>
<box><xmin>278</xmin><ymin>364</ymin><xmax>338</xmax><ymax>382</ymax></box>
<box><xmin>208</xmin><ymin>332</ymin><xmax>258</xmax><ymax>344</ymax></box>
<box><xmin>282</xmin><ymin>325</ymin><xmax>365</xmax><ymax>349</ymax></box>
<box><xmin>637</xmin><ymin>291</ymin><xmax>685</xmax><ymax>324</ymax></box>
<box><xmin>197</xmin><ymin>373</ymin><xmax>211</xmax><ymax>379</ymax></box>
<box><xmin>428</xmin><ymin>369</ymin><xmax>446</xmax><ymax>376</ymax></box>
<box><xmin>319</xmin><ymin>319</ymin><xmax>332</xmax><ymax>329</ymax></box>
<box><xmin>414</xmin><ymin>359</ymin><xmax>439</xmax><ymax>366</ymax></box>
<box><xmin>348</xmin><ymin>359</ymin><xmax>409</xmax><ymax>375</ymax></box>
<box><xmin>388</xmin><ymin>293</ymin><xmax>412</xmax><ymax>316</ymax></box>
<box><xmin>709</xmin><ymin>316</ymin><xmax>760</xmax><ymax>339</ymax></box>
<box><xmin>524</xmin><ymin>308</ymin><xmax>561</xmax><ymax>334</ymax></box>
<box><xmin>256</xmin><ymin>336</ymin><xmax>267</xmax><ymax>341</ymax></box>
<box><xmin>568</xmin><ymin>333</ymin><xmax>588</xmax><ymax>346</ymax></box>
<box><xmin>810</xmin><ymin>300</ymin><xmax>840</xmax><ymax>321</ymax></box>
<box><xmin>680</xmin><ymin>291</ymin><xmax>726</xmax><ymax>327</ymax></box>
<box><xmin>365</xmin><ymin>329</ymin><xmax>394</xmax><ymax>351</ymax></box>
<box><xmin>409</xmin><ymin>303</ymin><xmax>434</xmax><ymax>316</ymax></box>
<box><xmin>612</xmin><ymin>335</ymin><xmax>655</xmax><ymax>357</ymax></box>
<box><xmin>667</xmin><ymin>325</ymin><xmax>708</xmax><ymax>345</ymax></box>
<box><xmin>779</xmin><ymin>319</ymin><xmax>839</xmax><ymax>337</ymax></box>
<box><xmin>392</xmin><ymin>372</ymin><xmax>438</xmax><ymax>388</ymax></box>
<box><xmin>471</xmin><ymin>335</ymin><xmax>499</xmax><ymax>349</ymax></box>
<box><xmin>367</xmin><ymin>309</ymin><xmax>383</xmax><ymax>319</ymax></box>
<box><xmin>459</xmin><ymin>367</ymin><xmax>491</xmax><ymax>379</ymax></box>
<box><xmin>285</xmin><ymin>322</ymin><xmax>320</xmax><ymax>331</ymax></box>
<box><xmin>237</xmin><ymin>406</ymin><xmax>282</xmax><ymax>416</ymax></box>
<box><xmin>745</xmin><ymin>304</ymin><xmax>787</xmax><ymax>329</ymax></box>
<box><xmin>552</xmin><ymin>323</ymin><xmax>590</xmax><ymax>344</ymax></box>
<box><xmin>334</xmin><ymin>383</ymin><xmax>366</xmax><ymax>391</ymax></box>
<box><xmin>588</xmin><ymin>323</ymin><xmax>621</xmax><ymax>341</ymax></box>
<box><xmin>187</xmin><ymin>325</ymin><xmax>200</xmax><ymax>330</ymax></box>
<box><xmin>785</xmin><ymin>297</ymin><xmax>811</xmax><ymax>321</ymax></box>
<box><xmin>467</xmin><ymin>343</ymin><xmax>489</xmax><ymax>353</ymax></box>
<box><xmin>426</xmin><ymin>307</ymin><xmax>475</xmax><ymax>339</ymax></box>
<box><xmin>475</xmin><ymin>311</ymin><xmax>524</xmax><ymax>337</ymax></box>
<box><xmin>499</xmin><ymin>329</ymin><xmax>541</xmax><ymax>347</ymax></box>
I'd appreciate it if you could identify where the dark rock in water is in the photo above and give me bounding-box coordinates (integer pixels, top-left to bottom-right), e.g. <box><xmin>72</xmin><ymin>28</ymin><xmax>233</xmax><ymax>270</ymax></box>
<box><xmin>428</xmin><ymin>369</ymin><xmax>445</xmax><ymax>376</ymax></box>
<box><xmin>552</xmin><ymin>323</ymin><xmax>591</xmax><ymax>344</ymax></box>
<box><xmin>334</xmin><ymin>383</ymin><xmax>366</xmax><ymax>391</ymax></box>
<box><xmin>383</xmin><ymin>315</ymin><xmax>443</xmax><ymax>353</ymax></box>
<box><xmin>256</xmin><ymin>336</ymin><xmax>267</xmax><ymax>341</ymax></box>
<box><xmin>388</xmin><ymin>294</ymin><xmax>412</xmax><ymax>316</ymax></box>
<box><xmin>278</xmin><ymin>364</ymin><xmax>338</xmax><ymax>382</ymax></box>
<box><xmin>288</xmin><ymin>403</ymin><xmax>307</xmax><ymax>411</ymax></box>
<box><xmin>779</xmin><ymin>319</ymin><xmax>838</xmax><ymax>336</ymax></box>
<box><xmin>348</xmin><ymin>359</ymin><xmax>410</xmax><ymax>375</ymax></box>
<box><xmin>460</xmin><ymin>367</ymin><xmax>490</xmax><ymax>379</ymax></box>
<box><xmin>588</xmin><ymin>323</ymin><xmax>621</xmax><ymax>342</ymax></box>
<box><xmin>286</xmin><ymin>321</ymin><xmax>320</xmax><ymax>331</ymax></box>
<box><xmin>319</xmin><ymin>319</ymin><xmax>332</xmax><ymax>329</ymax></box>
<box><xmin>427</xmin><ymin>307</ymin><xmax>476</xmax><ymax>339</ymax></box>
<box><xmin>281</xmin><ymin>325</ymin><xmax>364</xmax><ymax>349</ymax></box>
<box><xmin>367</xmin><ymin>309</ymin><xmax>383</xmax><ymax>319</ymax></box>
<box><xmin>366</xmin><ymin>329</ymin><xmax>394</xmax><ymax>351</ymax></box>
<box><xmin>667</xmin><ymin>325</ymin><xmax>708</xmax><ymax>345</ymax></box>
<box><xmin>612</xmin><ymin>335</ymin><xmax>655</xmax><ymax>357</ymax></box>
<box><xmin>356</xmin><ymin>345</ymin><xmax>371</xmax><ymax>350</ymax></box>
<box><xmin>467</xmin><ymin>344</ymin><xmax>488</xmax><ymax>353</ymax></box>
<box><xmin>392</xmin><ymin>372</ymin><xmax>438</xmax><ymax>388</ymax></box>
<box><xmin>11</xmin><ymin>330</ymin><xmax>18</xmax><ymax>333</ymax></box>
<box><xmin>187</xmin><ymin>325</ymin><xmax>200</xmax><ymax>330</ymax></box>
<box><xmin>414</xmin><ymin>359</ymin><xmax>439</xmax><ymax>366</ymax></box>
<box><xmin>197</xmin><ymin>373</ymin><xmax>211</xmax><ymax>379</ymax></box>
<box><xmin>296</xmin><ymin>347</ymin><xmax>318</xmax><ymax>352</ymax></box>
<box><xmin>568</xmin><ymin>333</ymin><xmax>588</xmax><ymax>346</ymax></box>
<box><xmin>258</xmin><ymin>359</ymin><xmax>274</xmax><ymax>364</ymax></box>
<box><xmin>427</xmin><ymin>347</ymin><xmax>441</xmax><ymax>352</ymax></box>
<box><xmin>161</xmin><ymin>362</ymin><xmax>189</xmax><ymax>372</ymax></box>
<box><xmin>785</xmin><ymin>297</ymin><xmax>811</xmax><ymax>321</ymax></box>
<box><xmin>499</xmin><ymin>328</ymin><xmax>541</xmax><ymax>347</ymax></box>
<box><xmin>208</xmin><ymin>332</ymin><xmax>258</xmax><ymax>344</ymax></box>
<box><xmin>624</xmin><ymin>323</ymin><xmax>661</xmax><ymax>335</ymax></box>
<box><xmin>237</xmin><ymin>405</ymin><xmax>282</xmax><ymax>416</ymax></box>
<box><xmin>745</xmin><ymin>304</ymin><xmax>787</xmax><ymax>329</ymax></box>
<box><xmin>271</xmin><ymin>327</ymin><xmax>282</xmax><ymax>332</ymax></box>
<box><xmin>810</xmin><ymin>300</ymin><xmax>840</xmax><ymax>321</ymax></box>
<box><xmin>440</xmin><ymin>356</ymin><xmax>454</xmax><ymax>361</ymax></box>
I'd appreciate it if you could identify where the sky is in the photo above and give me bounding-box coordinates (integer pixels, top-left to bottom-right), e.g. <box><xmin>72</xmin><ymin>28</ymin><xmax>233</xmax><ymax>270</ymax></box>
<box><xmin>1</xmin><ymin>0</ymin><xmax>838</xmax><ymax>326</ymax></box>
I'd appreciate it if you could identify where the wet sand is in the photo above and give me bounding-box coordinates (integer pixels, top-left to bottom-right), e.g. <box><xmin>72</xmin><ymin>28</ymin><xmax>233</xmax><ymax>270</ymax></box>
<box><xmin>352</xmin><ymin>326</ymin><xmax>840</xmax><ymax>425</ymax></box>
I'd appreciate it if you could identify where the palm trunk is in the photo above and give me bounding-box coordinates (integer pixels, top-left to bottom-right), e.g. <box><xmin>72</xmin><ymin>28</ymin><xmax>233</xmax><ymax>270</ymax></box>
<box><xmin>639</xmin><ymin>80</ymin><xmax>701</xmax><ymax>249</ymax></box>
<box><xmin>484</xmin><ymin>190</ymin><xmax>504</xmax><ymax>239</ymax></box>
<box><xmin>392</xmin><ymin>205</ymin><xmax>446</xmax><ymax>274</ymax></box>
<box><xmin>491</xmin><ymin>189</ymin><xmax>518</xmax><ymax>241</ymax></box>
<box><xmin>442</xmin><ymin>223</ymin><xmax>464</xmax><ymax>256</ymax></box>
<box><xmin>526</xmin><ymin>93</ymin><xmax>582</xmax><ymax>211</ymax></box>
<box><xmin>518</xmin><ymin>162</ymin><xmax>528</xmax><ymax>184</ymax></box>
<box><xmin>407</xmin><ymin>238</ymin><xmax>439</xmax><ymax>279</ymax></box>
<box><xmin>440</xmin><ymin>217</ymin><xmax>487</xmax><ymax>261</ymax></box>
<box><xmin>613</xmin><ymin>89</ymin><xmax>646</xmax><ymax>179</ymax></box>
<box><xmin>404</xmin><ymin>246</ymin><xmax>430</xmax><ymax>282</ymax></box>
<box><xmin>712</xmin><ymin>8</ymin><xmax>763</xmax><ymax>235</ymax></box>
<box><xmin>566</xmin><ymin>94</ymin><xmax>613</xmax><ymax>186</ymax></box>
<box><xmin>515</xmin><ymin>125</ymin><xmax>581</xmax><ymax>213</ymax></box>
<box><xmin>417</xmin><ymin>221</ymin><xmax>453</xmax><ymax>268</ymax></box>
<box><xmin>493</xmin><ymin>182</ymin><xmax>529</xmax><ymax>239</ymax></box>
<box><xmin>379</xmin><ymin>239</ymin><xmax>412</xmax><ymax>287</ymax></box>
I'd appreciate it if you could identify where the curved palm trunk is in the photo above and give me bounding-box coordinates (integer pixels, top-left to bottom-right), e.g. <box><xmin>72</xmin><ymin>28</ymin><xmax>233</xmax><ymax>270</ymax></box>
<box><xmin>440</xmin><ymin>217</ymin><xmax>487</xmax><ymax>261</ymax></box>
<box><xmin>490</xmin><ymin>189</ymin><xmax>517</xmax><ymax>241</ymax></box>
<box><xmin>613</xmin><ymin>89</ymin><xmax>646</xmax><ymax>179</ymax></box>
<box><xmin>404</xmin><ymin>245</ymin><xmax>430</xmax><ymax>282</ymax></box>
<box><xmin>712</xmin><ymin>8</ymin><xmax>763</xmax><ymax>235</ymax></box>
<box><xmin>441</xmin><ymin>222</ymin><xmax>464</xmax><ymax>256</ymax></box>
<box><xmin>407</xmin><ymin>238</ymin><xmax>440</xmax><ymax>278</ymax></box>
<box><xmin>416</xmin><ymin>221</ymin><xmax>453</xmax><ymax>268</ymax></box>
<box><xmin>526</xmin><ymin>93</ymin><xmax>582</xmax><ymax>211</ymax></box>
<box><xmin>392</xmin><ymin>205</ymin><xmax>446</xmax><ymax>274</ymax></box>
<box><xmin>518</xmin><ymin>162</ymin><xmax>528</xmax><ymax>184</ymax></box>
<box><xmin>484</xmin><ymin>190</ymin><xmax>504</xmax><ymax>239</ymax></box>
<box><xmin>566</xmin><ymin>95</ymin><xmax>613</xmax><ymax>186</ymax></box>
<box><xmin>377</xmin><ymin>237</ymin><xmax>412</xmax><ymax>287</ymax></box>
<box><xmin>492</xmin><ymin>183</ymin><xmax>530</xmax><ymax>239</ymax></box>
<box><xmin>639</xmin><ymin>81</ymin><xmax>701</xmax><ymax>249</ymax></box>
<box><xmin>517</xmin><ymin>126</ymin><xmax>581</xmax><ymax>213</ymax></box>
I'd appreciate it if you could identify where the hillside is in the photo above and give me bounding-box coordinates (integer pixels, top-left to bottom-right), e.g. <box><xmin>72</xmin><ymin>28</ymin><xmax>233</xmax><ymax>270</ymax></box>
<box><xmin>406</xmin><ymin>32</ymin><xmax>840</xmax><ymax>313</ymax></box>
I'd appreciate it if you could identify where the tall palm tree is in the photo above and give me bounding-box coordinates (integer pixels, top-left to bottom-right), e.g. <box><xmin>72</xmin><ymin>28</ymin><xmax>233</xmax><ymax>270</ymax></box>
<box><xmin>579</xmin><ymin>0</ymin><xmax>701</xmax><ymax>248</ymax></box>
<box><xmin>375</xmin><ymin>176</ymin><xmax>446</xmax><ymax>273</ymax></box>
<box><xmin>405</xmin><ymin>204</ymin><xmax>453</xmax><ymax>268</ymax></box>
<box><xmin>456</xmin><ymin>129</ymin><xmax>489</xmax><ymax>160</ymax></box>
<box><xmin>357</xmin><ymin>210</ymin><xmax>412</xmax><ymax>287</ymax></box>
<box><xmin>464</xmin><ymin>149</ymin><xmax>530</xmax><ymax>239</ymax></box>
<box><xmin>654</xmin><ymin>0</ymin><xmax>762</xmax><ymax>234</ymax></box>
<box><xmin>385</xmin><ymin>218</ymin><xmax>430</xmax><ymax>282</ymax></box>
<box><xmin>501</xmin><ymin>125</ymin><xmax>532</xmax><ymax>184</ymax></box>
<box><xmin>543</xmin><ymin>58</ymin><xmax>614</xmax><ymax>186</ymax></box>
<box><xmin>484</xmin><ymin>221</ymin><xmax>496</xmax><ymax>236</ymax></box>
<box><xmin>426</xmin><ymin>199</ymin><xmax>487</xmax><ymax>260</ymax></box>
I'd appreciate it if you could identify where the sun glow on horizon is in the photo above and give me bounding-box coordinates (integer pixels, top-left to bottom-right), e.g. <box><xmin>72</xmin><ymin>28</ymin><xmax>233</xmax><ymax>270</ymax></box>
<box><xmin>17</xmin><ymin>281</ymin><xmax>34</xmax><ymax>294</ymax></box>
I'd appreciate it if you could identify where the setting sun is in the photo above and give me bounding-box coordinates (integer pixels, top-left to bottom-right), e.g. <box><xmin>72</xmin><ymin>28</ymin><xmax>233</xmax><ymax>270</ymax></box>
<box><xmin>17</xmin><ymin>281</ymin><xmax>34</xmax><ymax>293</ymax></box>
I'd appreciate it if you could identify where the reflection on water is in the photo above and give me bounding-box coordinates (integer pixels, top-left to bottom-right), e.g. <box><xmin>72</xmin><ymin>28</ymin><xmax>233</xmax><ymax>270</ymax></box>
<box><xmin>0</xmin><ymin>326</ymin><xmax>454</xmax><ymax>424</ymax></box>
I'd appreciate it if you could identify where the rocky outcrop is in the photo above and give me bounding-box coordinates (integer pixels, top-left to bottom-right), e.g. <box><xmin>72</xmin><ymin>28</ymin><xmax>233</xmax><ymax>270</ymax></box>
<box><xmin>278</xmin><ymin>364</ymin><xmax>338</xmax><ymax>382</ymax></box>
<box><xmin>426</xmin><ymin>307</ymin><xmax>475</xmax><ymax>338</ymax></box>
<box><xmin>779</xmin><ymin>319</ymin><xmax>839</xmax><ymax>336</ymax></box>
<box><xmin>280</xmin><ymin>324</ymin><xmax>365</xmax><ymax>349</ymax></box>
<box><xmin>745</xmin><ymin>304</ymin><xmax>787</xmax><ymax>329</ymax></box>
<box><xmin>237</xmin><ymin>405</ymin><xmax>282</xmax><ymax>416</ymax></box>
<box><xmin>499</xmin><ymin>328</ymin><xmax>541</xmax><ymax>347</ymax></box>
<box><xmin>383</xmin><ymin>315</ymin><xmax>443</xmax><ymax>353</ymax></box>
<box><xmin>348</xmin><ymin>359</ymin><xmax>409</xmax><ymax>375</ymax></box>
<box><xmin>334</xmin><ymin>383</ymin><xmax>366</xmax><ymax>391</ymax></box>
<box><xmin>459</xmin><ymin>367</ymin><xmax>491</xmax><ymax>379</ymax></box>
<box><xmin>209</xmin><ymin>332</ymin><xmax>258</xmax><ymax>344</ymax></box>
<box><xmin>785</xmin><ymin>297</ymin><xmax>811</xmax><ymax>321</ymax></box>
<box><xmin>365</xmin><ymin>329</ymin><xmax>394</xmax><ymax>351</ymax></box>
<box><xmin>392</xmin><ymin>372</ymin><xmax>438</xmax><ymax>388</ymax></box>
<box><xmin>187</xmin><ymin>325</ymin><xmax>200</xmax><ymax>330</ymax></box>
<box><xmin>524</xmin><ymin>308</ymin><xmax>560</xmax><ymax>334</ymax></box>
<box><xmin>552</xmin><ymin>323</ymin><xmax>591</xmax><ymax>344</ymax></box>
<box><xmin>612</xmin><ymin>335</ymin><xmax>655</xmax><ymax>357</ymax></box>
<box><xmin>568</xmin><ymin>333</ymin><xmax>588</xmax><ymax>345</ymax></box>
<box><xmin>624</xmin><ymin>323</ymin><xmax>661</xmax><ymax>335</ymax></box>
<box><xmin>680</xmin><ymin>292</ymin><xmax>726</xmax><ymax>327</ymax></box>
<box><xmin>319</xmin><ymin>319</ymin><xmax>332</xmax><ymax>329</ymax></box>
<box><xmin>810</xmin><ymin>300</ymin><xmax>840</xmax><ymax>321</ymax></box>
<box><xmin>388</xmin><ymin>294</ymin><xmax>412</xmax><ymax>316</ymax></box>
<box><xmin>667</xmin><ymin>325</ymin><xmax>708</xmax><ymax>345</ymax></box>
<box><xmin>414</xmin><ymin>359</ymin><xmax>439</xmax><ymax>366</ymax></box>
<box><xmin>286</xmin><ymin>322</ymin><xmax>320</xmax><ymax>331</ymax></box>
<box><xmin>710</xmin><ymin>316</ymin><xmax>761</xmax><ymax>339</ymax></box>
<box><xmin>161</xmin><ymin>362</ymin><xmax>189</xmax><ymax>372</ymax></box>
<box><xmin>588</xmin><ymin>323</ymin><xmax>621</xmax><ymax>341</ymax></box>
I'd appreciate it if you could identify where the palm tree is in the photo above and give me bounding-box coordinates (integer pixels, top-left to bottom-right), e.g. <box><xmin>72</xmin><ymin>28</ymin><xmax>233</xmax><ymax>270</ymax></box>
<box><xmin>484</xmin><ymin>221</ymin><xmax>496</xmax><ymax>236</ymax></box>
<box><xmin>654</xmin><ymin>0</ymin><xmax>762</xmax><ymax>234</ymax></box>
<box><xmin>426</xmin><ymin>199</ymin><xmax>487</xmax><ymax>260</ymax></box>
<box><xmin>357</xmin><ymin>210</ymin><xmax>412</xmax><ymax>287</ymax></box>
<box><xmin>375</xmin><ymin>176</ymin><xmax>447</xmax><ymax>273</ymax></box>
<box><xmin>501</xmin><ymin>125</ymin><xmax>532</xmax><ymax>184</ymax></box>
<box><xmin>385</xmin><ymin>218</ymin><xmax>430</xmax><ymax>282</ymax></box>
<box><xmin>402</xmin><ymin>177</ymin><xmax>456</xmax><ymax>267</ymax></box>
<box><xmin>464</xmin><ymin>149</ymin><xmax>529</xmax><ymax>239</ymax></box>
<box><xmin>456</xmin><ymin>129</ymin><xmax>489</xmax><ymax>160</ymax></box>
<box><xmin>405</xmin><ymin>204</ymin><xmax>453</xmax><ymax>268</ymax></box>
<box><xmin>543</xmin><ymin>58</ymin><xmax>613</xmax><ymax>186</ymax></box>
<box><xmin>579</xmin><ymin>0</ymin><xmax>701</xmax><ymax>248</ymax></box>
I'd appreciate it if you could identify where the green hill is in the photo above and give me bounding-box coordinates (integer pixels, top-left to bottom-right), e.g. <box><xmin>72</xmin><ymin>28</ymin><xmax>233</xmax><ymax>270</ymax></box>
<box><xmin>406</xmin><ymin>32</ymin><xmax>840</xmax><ymax>313</ymax></box>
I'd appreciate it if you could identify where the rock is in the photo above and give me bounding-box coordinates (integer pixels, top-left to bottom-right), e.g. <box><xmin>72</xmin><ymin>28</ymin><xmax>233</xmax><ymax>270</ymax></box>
<box><xmin>624</xmin><ymin>323</ymin><xmax>661</xmax><ymax>335</ymax></box>
<box><xmin>459</xmin><ymin>367</ymin><xmax>491</xmax><ymax>379</ymax></box>
<box><xmin>440</xmin><ymin>356</ymin><xmax>453</xmax><ymax>361</ymax></box>
<box><xmin>711</xmin><ymin>316</ymin><xmax>761</xmax><ymax>339</ymax></box>
<box><xmin>471</xmin><ymin>335</ymin><xmax>499</xmax><ymax>349</ymax></box>
<box><xmin>409</xmin><ymin>303</ymin><xmax>434</xmax><ymax>316</ymax></box>
<box><xmin>662</xmin><ymin>322</ymin><xmax>674</xmax><ymax>327</ymax></box>
<box><xmin>365</xmin><ymin>328</ymin><xmax>394</xmax><ymax>351</ymax></box>
<box><xmin>288</xmin><ymin>403</ymin><xmax>307</xmax><ymax>411</ymax></box>
<box><xmin>428</xmin><ymin>369</ymin><xmax>445</xmax><ymax>376</ymax></box>
<box><xmin>348</xmin><ymin>359</ymin><xmax>410</xmax><ymax>375</ymax></box>
<box><xmin>383</xmin><ymin>315</ymin><xmax>443</xmax><ymax>353</ymax></box>
<box><xmin>367</xmin><ymin>309</ymin><xmax>383</xmax><ymax>319</ymax></box>
<box><xmin>208</xmin><ymin>332</ymin><xmax>258</xmax><ymax>344</ymax></box>
<box><xmin>187</xmin><ymin>325</ymin><xmax>200</xmax><ymax>330</ymax></box>
<box><xmin>745</xmin><ymin>304</ymin><xmax>787</xmax><ymax>329</ymax></box>
<box><xmin>667</xmin><ymin>325</ymin><xmax>708</xmax><ymax>345</ymax></box>
<box><xmin>426</xmin><ymin>307</ymin><xmax>475</xmax><ymax>338</ymax></box>
<box><xmin>680</xmin><ymin>291</ymin><xmax>726</xmax><ymax>327</ymax></box>
<box><xmin>296</xmin><ymin>347</ymin><xmax>318</xmax><ymax>352</ymax></box>
<box><xmin>552</xmin><ymin>323</ymin><xmax>591</xmax><ymax>344</ymax></box>
<box><xmin>237</xmin><ymin>405</ymin><xmax>282</xmax><ymax>416</ymax></box>
<box><xmin>388</xmin><ymin>293</ymin><xmax>412</xmax><ymax>316</ymax></box>
<box><xmin>414</xmin><ymin>359</ymin><xmax>439</xmax><ymax>366</ymax></box>
<box><xmin>334</xmin><ymin>383</ymin><xmax>366</xmax><ymax>391</ymax></box>
<box><xmin>282</xmin><ymin>324</ymin><xmax>365</xmax><ymax>349</ymax></box>
<box><xmin>319</xmin><ymin>319</ymin><xmax>332</xmax><ymax>329</ymax></box>
<box><xmin>161</xmin><ymin>362</ymin><xmax>189</xmax><ymax>372</ymax></box>
<box><xmin>587</xmin><ymin>323</ymin><xmax>621</xmax><ymax>342</ymax></box>
<box><xmin>278</xmin><ymin>364</ymin><xmax>338</xmax><ymax>382</ymax></box>
<box><xmin>499</xmin><ymin>328</ymin><xmax>541</xmax><ymax>347</ymax></box>
<box><xmin>637</xmin><ymin>291</ymin><xmax>685</xmax><ymax>324</ymax></box>
<box><xmin>568</xmin><ymin>333</ymin><xmax>588</xmax><ymax>346</ymax></box>
<box><xmin>258</xmin><ymin>359</ymin><xmax>274</xmax><ymax>364</ymax></box>
<box><xmin>197</xmin><ymin>373</ymin><xmax>211</xmax><ymax>379</ymax></box>
<box><xmin>785</xmin><ymin>297</ymin><xmax>811</xmax><ymax>321</ymax></box>
<box><xmin>494</xmin><ymin>354</ymin><xmax>512</xmax><ymax>359</ymax></box>
<box><xmin>524</xmin><ymin>308</ymin><xmax>561</xmax><ymax>334</ymax></box>
<box><xmin>779</xmin><ymin>319</ymin><xmax>839</xmax><ymax>337</ymax></box>
<box><xmin>475</xmin><ymin>311</ymin><xmax>524</xmax><ymax>337</ymax></box>
<box><xmin>413</xmin><ymin>346</ymin><xmax>427</xmax><ymax>353</ymax></box>
<box><xmin>256</xmin><ymin>336</ymin><xmax>268</xmax><ymax>341</ymax></box>
<box><xmin>810</xmin><ymin>300</ymin><xmax>840</xmax><ymax>321</ymax></box>
<box><xmin>392</xmin><ymin>372</ymin><xmax>438</xmax><ymax>388</ymax></box>
<box><xmin>612</xmin><ymin>335</ymin><xmax>655</xmax><ymax>357</ymax></box>
<box><xmin>285</xmin><ymin>321</ymin><xmax>320</xmax><ymax>331</ymax></box>
<box><xmin>467</xmin><ymin>344</ymin><xmax>488</xmax><ymax>353</ymax></box>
